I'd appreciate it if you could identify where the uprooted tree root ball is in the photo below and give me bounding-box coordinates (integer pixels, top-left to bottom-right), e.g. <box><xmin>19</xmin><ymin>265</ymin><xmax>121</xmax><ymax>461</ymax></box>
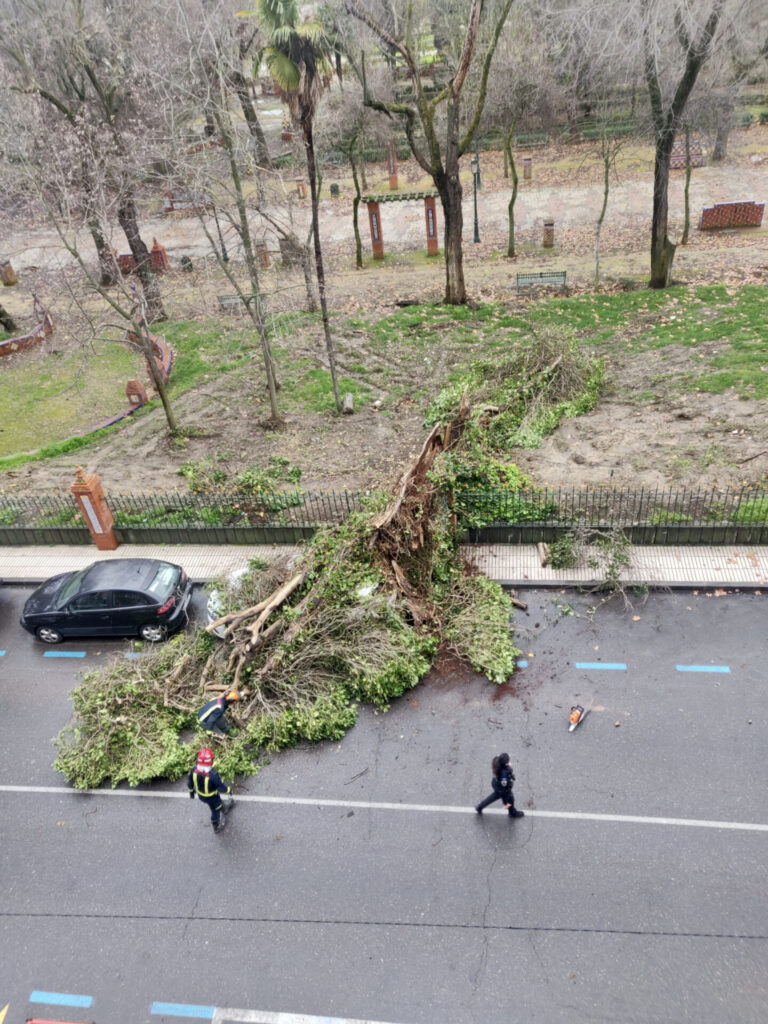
<box><xmin>55</xmin><ymin>398</ymin><xmax>522</xmax><ymax>789</ymax></box>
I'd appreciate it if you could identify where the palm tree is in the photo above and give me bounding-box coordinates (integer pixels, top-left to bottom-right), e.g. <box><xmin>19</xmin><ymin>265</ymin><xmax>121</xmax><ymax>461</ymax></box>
<box><xmin>249</xmin><ymin>0</ymin><xmax>342</xmax><ymax>412</ymax></box>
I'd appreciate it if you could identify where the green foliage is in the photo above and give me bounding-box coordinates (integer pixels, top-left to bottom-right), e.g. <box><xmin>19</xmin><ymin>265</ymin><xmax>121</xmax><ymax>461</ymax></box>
<box><xmin>731</xmin><ymin>497</ymin><xmax>768</xmax><ymax>524</ymax></box>
<box><xmin>441</xmin><ymin>574</ymin><xmax>520</xmax><ymax>684</ymax></box>
<box><xmin>0</xmin><ymin>507</ymin><xmax>19</xmax><ymax>525</ymax></box>
<box><xmin>548</xmin><ymin>533</ymin><xmax>578</xmax><ymax>569</ymax></box>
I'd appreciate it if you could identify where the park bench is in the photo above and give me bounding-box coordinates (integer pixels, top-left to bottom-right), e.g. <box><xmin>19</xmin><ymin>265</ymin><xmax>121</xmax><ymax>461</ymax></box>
<box><xmin>516</xmin><ymin>270</ymin><xmax>567</xmax><ymax>291</ymax></box>
<box><xmin>670</xmin><ymin>140</ymin><xmax>705</xmax><ymax>169</ymax></box>
<box><xmin>698</xmin><ymin>200</ymin><xmax>764</xmax><ymax>231</ymax></box>
<box><xmin>217</xmin><ymin>294</ymin><xmax>246</xmax><ymax>314</ymax></box>
<box><xmin>163</xmin><ymin>190</ymin><xmax>212</xmax><ymax>214</ymax></box>
<box><xmin>514</xmin><ymin>132</ymin><xmax>549</xmax><ymax>148</ymax></box>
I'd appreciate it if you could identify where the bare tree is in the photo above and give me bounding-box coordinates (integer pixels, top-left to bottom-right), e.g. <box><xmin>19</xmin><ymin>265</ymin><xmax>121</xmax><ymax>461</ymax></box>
<box><xmin>342</xmin><ymin>0</ymin><xmax>515</xmax><ymax>305</ymax></box>
<box><xmin>0</xmin><ymin>0</ymin><xmax>168</xmax><ymax>318</ymax></box>
<box><xmin>643</xmin><ymin>0</ymin><xmax>724</xmax><ymax>287</ymax></box>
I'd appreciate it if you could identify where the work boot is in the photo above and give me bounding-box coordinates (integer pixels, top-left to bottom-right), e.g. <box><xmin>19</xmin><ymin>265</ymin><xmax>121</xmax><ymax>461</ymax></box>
<box><xmin>223</xmin><ymin>798</ymin><xmax>234</xmax><ymax>814</ymax></box>
<box><xmin>509</xmin><ymin>809</ymin><xmax>525</xmax><ymax>819</ymax></box>
<box><xmin>213</xmin><ymin>816</ymin><xmax>226</xmax><ymax>834</ymax></box>
<box><xmin>474</xmin><ymin>805</ymin><xmax>483</xmax><ymax>815</ymax></box>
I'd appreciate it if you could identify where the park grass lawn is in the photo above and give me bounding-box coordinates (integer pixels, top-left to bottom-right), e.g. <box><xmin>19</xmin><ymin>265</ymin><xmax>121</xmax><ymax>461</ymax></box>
<box><xmin>0</xmin><ymin>341</ymin><xmax>144</xmax><ymax>458</ymax></box>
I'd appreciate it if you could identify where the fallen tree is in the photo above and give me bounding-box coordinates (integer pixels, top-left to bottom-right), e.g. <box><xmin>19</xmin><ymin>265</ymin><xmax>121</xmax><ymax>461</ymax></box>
<box><xmin>55</xmin><ymin>395</ymin><xmax>519</xmax><ymax>788</ymax></box>
<box><xmin>55</xmin><ymin>336</ymin><xmax>604</xmax><ymax>789</ymax></box>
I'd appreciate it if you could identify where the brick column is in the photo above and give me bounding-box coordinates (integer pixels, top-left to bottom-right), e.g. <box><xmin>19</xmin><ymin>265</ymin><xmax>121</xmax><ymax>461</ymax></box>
<box><xmin>424</xmin><ymin>196</ymin><xmax>439</xmax><ymax>256</ymax></box>
<box><xmin>367</xmin><ymin>201</ymin><xmax>385</xmax><ymax>259</ymax></box>
<box><xmin>387</xmin><ymin>141</ymin><xmax>399</xmax><ymax>190</ymax></box>
<box><xmin>70</xmin><ymin>466</ymin><xmax>119</xmax><ymax>550</ymax></box>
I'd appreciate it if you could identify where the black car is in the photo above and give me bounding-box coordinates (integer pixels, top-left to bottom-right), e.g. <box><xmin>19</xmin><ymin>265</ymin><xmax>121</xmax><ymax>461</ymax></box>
<box><xmin>21</xmin><ymin>558</ymin><xmax>192</xmax><ymax>644</ymax></box>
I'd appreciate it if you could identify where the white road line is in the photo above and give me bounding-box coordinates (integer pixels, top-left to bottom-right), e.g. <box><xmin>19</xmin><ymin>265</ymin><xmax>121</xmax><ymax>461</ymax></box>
<box><xmin>1</xmin><ymin>784</ymin><xmax>767</xmax><ymax>833</ymax></box>
<box><xmin>213</xmin><ymin>1009</ymin><xmax>410</xmax><ymax>1024</ymax></box>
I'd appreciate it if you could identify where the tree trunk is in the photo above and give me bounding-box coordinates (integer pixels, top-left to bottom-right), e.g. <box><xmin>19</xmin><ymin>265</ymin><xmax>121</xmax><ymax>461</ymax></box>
<box><xmin>650</xmin><ymin>133</ymin><xmax>676</xmax><ymax>288</ymax></box>
<box><xmin>303</xmin><ymin>115</ymin><xmax>342</xmax><ymax>412</ymax></box>
<box><xmin>0</xmin><ymin>303</ymin><xmax>18</xmax><ymax>333</ymax></box>
<box><xmin>595</xmin><ymin>147</ymin><xmax>611</xmax><ymax>287</ymax></box>
<box><xmin>440</xmin><ymin>98</ymin><xmax>467</xmax><ymax>305</ymax></box>
<box><xmin>231</xmin><ymin>71</ymin><xmax>273</xmax><ymax>170</ymax></box>
<box><xmin>87</xmin><ymin>219</ymin><xmax>119</xmax><ymax>287</ymax></box>
<box><xmin>349</xmin><ymin>146</ymin><xmax>363</xmax><ymax>269</ymax></box>
<box><xmin>117</xmin><ymin>199</ymin><xmax>167</xmax><ymax>321</ymax></box>
<box><xmin>681</xmin><ymin>125</ymin><xmax>692</xmax><ymax>245</ymax></box>
<box><xmin>132</xmin><ymin>317</ymin><xmax>179</xmax><ymax>435</ymax></box>
<box><xmin>712</xmin><ymin>104</ymin><xmax>733</xmax><ymax>163</ymax></box>
<box><xmin>503</xmin><ymin>128</ymin><xmax>518</xmax><ymax>258</ymax></box>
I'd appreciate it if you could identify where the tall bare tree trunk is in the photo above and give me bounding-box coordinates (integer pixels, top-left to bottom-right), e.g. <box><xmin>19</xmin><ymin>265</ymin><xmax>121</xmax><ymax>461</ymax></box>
<box><xmin>681</xmin><ymin>124</ymin><xmax>692</xmax><ymax>245</ymax></box>
<box><xmin>117</xmin><ymin>199</ymin><xmax>167</xmax><ymax>321</ymax></box>
<box><xmin>650</xmin><ymin>132</ymin><xmax>676</xmax><ymax>288</ymax></box>
<box><xmin>439</xmin><ymin>98</ymin><xmax>467</xmax><ymax>305</ymax></box>
<box><xmin>303</xmin><ymin>116</ymin><xmax>341</xmax><ymax>411</ymax></box>
<box><xmin>88</xmin><ymin>219</ymin><xmax>119</xmax><ymax>287</ymax></box>
<box><xmin>231</xmin><ymin>71</ymin><xmax>274</xmax><ymax>170</ymax></box>
<box><xmin>503</xmin><ymin>126</ymin><xmax>518</xmax><ymax>258</ymax></box>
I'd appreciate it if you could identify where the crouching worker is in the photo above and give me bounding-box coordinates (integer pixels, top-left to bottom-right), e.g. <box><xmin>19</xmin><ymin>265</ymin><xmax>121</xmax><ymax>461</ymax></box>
<box><xmin>188</xmin><ymin>748</ymin><xmax>233</xmax><ymax>834</ymax></box>
<box><xmin>197</xmin><ymin>689</ymin><xmax>240</xmax><ymax>735</ymax></box>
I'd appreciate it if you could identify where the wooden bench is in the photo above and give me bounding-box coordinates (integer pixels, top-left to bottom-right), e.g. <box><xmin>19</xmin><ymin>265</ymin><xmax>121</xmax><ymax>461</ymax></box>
<box><xmin>514</xmin><ymin>132</ymin><xmax>549</xmax><ymax>148</ymax></box>
<box><xmin>516</xmin><ymin>270</ymin><xmax>567</xmax><ymax>290</ymax></box>
<box><xmin>698</xmin><ymin>201</ymin><xmax>764</xmax><ymax>231</ymax></box>
<box><xmin>217</xmin><ymin>294</ymin><xmax>247</xmax><ymax>314</ymax></box>
<box><xmin>163</xmin><ymin>190</ymin><xmax>212</xmax><ymax>214</ymax></box>
<box><xmin>670</xmin><ymin>140</ymin><xmax>705</xmax><ymax>170</ymax></box>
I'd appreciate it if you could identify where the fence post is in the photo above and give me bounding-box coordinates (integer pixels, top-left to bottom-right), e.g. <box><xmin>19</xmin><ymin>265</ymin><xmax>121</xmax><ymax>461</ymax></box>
<box><xmin>70</xmin><ymin>466</ymin><xmax>119</xmax><ymax>550</ymax></box>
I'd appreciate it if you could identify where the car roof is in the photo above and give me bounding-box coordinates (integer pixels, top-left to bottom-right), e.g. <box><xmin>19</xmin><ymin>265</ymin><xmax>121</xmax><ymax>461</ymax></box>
<box><xmin>80</xmin><ymin>558</ymin><xmax>179</xmax><ymax>591</ymax></box>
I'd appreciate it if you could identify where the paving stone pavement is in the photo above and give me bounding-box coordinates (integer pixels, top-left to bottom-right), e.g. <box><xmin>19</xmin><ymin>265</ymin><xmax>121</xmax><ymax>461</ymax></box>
<box><xmin>2</xmin><ymin>543</ymin><xmax>768</xmax><ymax>588</ymax></box>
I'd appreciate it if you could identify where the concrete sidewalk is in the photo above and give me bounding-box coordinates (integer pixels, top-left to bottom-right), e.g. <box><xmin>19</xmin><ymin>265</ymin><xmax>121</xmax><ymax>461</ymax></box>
<box><xmin>2</xmin><ymin>543</ymin><xmax>768</xmax><ymax>588</ymax></box>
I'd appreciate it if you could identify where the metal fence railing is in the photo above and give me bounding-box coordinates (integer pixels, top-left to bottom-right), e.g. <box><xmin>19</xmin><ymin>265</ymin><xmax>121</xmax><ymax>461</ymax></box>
<box><xmin>456</xmin><ymin>486</ymin><xmax>768</xmax><ymax>545</ymax></box>
<box><xmin>2</xmin><ymin>485</ymin><xmax>768</xmax><ymax>547</ymax></box>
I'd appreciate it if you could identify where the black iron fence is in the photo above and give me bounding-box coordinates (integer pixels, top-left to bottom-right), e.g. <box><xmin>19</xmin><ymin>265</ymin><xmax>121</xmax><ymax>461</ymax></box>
<box><xmin>457</xmin><ymin>486</ymin><xmax>768</xmax><ymax>545</ymax></box>
<box><xmin>1</xmin><ymin>486</ymin><xmax>768</xmax><ymax>546</ymax></box>
<box><xmin>0</xmin><ymin>489</ymin><xmax>361</xmax><ymax>546</ymax></box>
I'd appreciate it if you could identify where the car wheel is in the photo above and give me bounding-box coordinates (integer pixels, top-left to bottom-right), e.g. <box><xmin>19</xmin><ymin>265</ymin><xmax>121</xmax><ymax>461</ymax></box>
<box><xmin>139</xmin><ymin>623</ymin><xmax>167</xmax><ymax>643</ymax></box>
<box><xmin>36</xmin><ymin>625</ymin><xmax>63</xmax><ymax>644</ymax></box>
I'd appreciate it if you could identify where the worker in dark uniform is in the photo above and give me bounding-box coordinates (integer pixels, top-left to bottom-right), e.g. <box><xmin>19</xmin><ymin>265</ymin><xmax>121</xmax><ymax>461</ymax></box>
<box><xmin>197</xmin><ymin>689</ymin><xmax>239</xmax><ymax>735</ymax></box>
<box><xmin>475</xmin><ymin>752</ymin><xmax>525</xmax><ymax>818</ymax></box>
<box><xmin>187</xmin><ymin>748</ymin><xmax>233</xmax><ymax>833</ymax></box>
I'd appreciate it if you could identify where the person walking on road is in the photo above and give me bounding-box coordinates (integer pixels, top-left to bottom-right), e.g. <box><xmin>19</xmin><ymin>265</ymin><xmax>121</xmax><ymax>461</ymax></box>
<box><xmin>197</xmin><ymin>690</ymin><xmax>239</xmax><ymax>735</ymax></box>
<box><xmin>188</xmin><ymin>748</ymin><xmax>234</xmax><ymax>834</ymax></box>
<box><xmin>475</xmin><ymin>752</ymin><xmax>525</xmax><ymax>818</ymax></box>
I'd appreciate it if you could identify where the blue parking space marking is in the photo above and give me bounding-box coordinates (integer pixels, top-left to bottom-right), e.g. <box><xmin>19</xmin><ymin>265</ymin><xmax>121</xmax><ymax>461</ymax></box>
<box><xmin>30</xmin><ymin>991</ymin><xmax>93</xmax><ymax>1008</ymax></box>
<box><xmin>150</xmin><ymin>1003</ymin><xmax>215</xmax><ymax>1019</ymax></box>
<box><xmin>676</xmin><ymin>664</ymin><xmax>731</xmax><ymax>673</ymax></box>
<box><xmin>0</xmin><ymin>650</ymin><xmax>5</xmax><ymax>656</ymax></box>
<box><xmin>516</xmin><ymin>659</ymin><xmax>528</xmax><ymax>667</ymax></box>
<box><xmin>42</xmin><ymin>651</ymin><xmax>87</xmax><ymax>658</ymax></box>
<box><xmin>574</xmin><ymin>662</ymin><xmax>627</xmax><ymax>670</ymax></box>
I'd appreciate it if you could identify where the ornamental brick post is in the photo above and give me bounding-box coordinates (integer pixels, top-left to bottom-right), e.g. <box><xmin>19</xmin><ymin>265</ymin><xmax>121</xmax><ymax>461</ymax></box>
<box><xmin>424</xmin><ymin>196</ymin><xmax>439</xmax><ymax>256</ymax></box>
<box><xmin>70</xmin><ymin>466</ymin><xmax>119</xmax><ymax>550</ymax></box>
<box><xmin>367</xmin><ymin>201</ymin><xmax>385</xmax><ymax>259</ymax></box>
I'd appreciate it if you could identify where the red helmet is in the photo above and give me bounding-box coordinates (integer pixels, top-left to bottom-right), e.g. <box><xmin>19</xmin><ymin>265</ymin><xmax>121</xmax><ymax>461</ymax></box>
<box><xmin>196</xmin><ymin>748</ymin><xmax>214</xmax><ymax>768</ymax></box>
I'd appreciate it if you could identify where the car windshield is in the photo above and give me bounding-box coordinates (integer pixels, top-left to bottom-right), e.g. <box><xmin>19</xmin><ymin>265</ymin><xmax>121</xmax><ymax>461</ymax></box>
<box><xmin>147</xmin><ymin>564</ymin><xmax>180</xmax><ymax>600</ymax></box>
<box><xmin>56</xmin><ymin>569</ymin><xmax>88</xmax><ymax>608</ymax></box>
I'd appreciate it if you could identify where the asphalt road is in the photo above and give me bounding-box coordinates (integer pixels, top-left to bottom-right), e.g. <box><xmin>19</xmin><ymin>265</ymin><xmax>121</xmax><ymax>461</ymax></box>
<box><xmin>1</xmin><ymin>583</ymin><xmax>767</xmax><ymax>1024</ymax></box>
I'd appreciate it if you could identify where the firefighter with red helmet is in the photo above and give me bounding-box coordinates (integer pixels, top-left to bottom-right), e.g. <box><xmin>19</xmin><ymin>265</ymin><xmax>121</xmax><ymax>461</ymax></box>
<box><xmin>187</xmin><ymin>748</ymin><xmax>233</xmax><ymax>834</ymax></box>
<box><xmin>197</xmin><ymin>689</ymin><xmax>240</xmax><ymax>735</ymax></box>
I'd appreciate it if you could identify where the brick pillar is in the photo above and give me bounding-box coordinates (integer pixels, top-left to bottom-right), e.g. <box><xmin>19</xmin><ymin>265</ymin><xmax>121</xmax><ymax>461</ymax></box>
<box><xmin>150</xmin><ymin>237</ymin><xmax>169</xmax><ymax>273</ymax></box>
<box><xmin>387</xmin><ymin>141</ymin><xmax>399</xmax><ymax>191</ymax></box>
<box><xmin>523</xmin><ymin>157</ymin><xmax>532</xmax><ymax>180</ymax></box>
<box><xmin>367</xmin><ymin>201</ymin><xmax>385</xmax><ymax>259</ymax></box>
<box><xmin>424</xmin><ymin>196</ymin><xmax>439</xmax><ymax>256</ymax></box>
<box><xmin>70</xmin><ymin>466</ymin><xmax>119</xmax><ymax>550</ymax></box>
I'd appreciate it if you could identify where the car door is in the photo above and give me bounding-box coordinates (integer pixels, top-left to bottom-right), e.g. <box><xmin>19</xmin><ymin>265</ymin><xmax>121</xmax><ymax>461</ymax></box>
<box><xmin>111</xmin><ymin>589</ymin><xmax>157</xmax><ymax>635</ymax></box>
<box><xmin>63</xmin><ymin>590</ymin><xmax>114</xmax><ymax>636</ymax></box>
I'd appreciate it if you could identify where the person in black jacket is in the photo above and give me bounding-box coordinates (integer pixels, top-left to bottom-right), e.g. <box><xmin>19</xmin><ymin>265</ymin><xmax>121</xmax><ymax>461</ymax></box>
<box><xmin>188</xmin><ymin>748</ymin><xmax>233</xmax><ymax>833</ymax></box>
<box><xmin>475</xmin><ymin>752</ymin><xmax>525</xmax><ymax>818</ymax></box>
<box><xmin>197</xmin><ymin>689</ymin><xmax>239</xmax><ymax>735</ymax></box>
